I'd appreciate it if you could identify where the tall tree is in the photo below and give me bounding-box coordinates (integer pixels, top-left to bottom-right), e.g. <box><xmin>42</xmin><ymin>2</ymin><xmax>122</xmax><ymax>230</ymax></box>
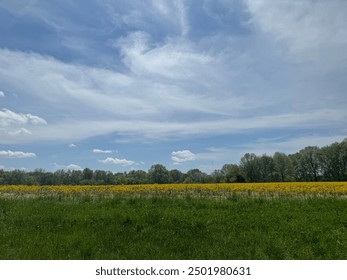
<box><xmin>291</xmin><ymin>146</ymin><xmax>321</xmax><ymax>181</ymax></box>
<box><xmin>220</xmin><ymin>164</ymin><xmax>244</xmax><ymax>182</ymax></box>
<box><xmin>257</xmin><ymin>154</ymin><xmax>275</xmax><ymax>182</ymax></box>
<box><xmin>148</xmin><ymin>164</ymin><xmax>169</xmax><ymax>184</ymax></box>
<box><xmin>273</xmin><ymin>152</ymin><xmax>293</xmax><ymax>181</ymax></box>
<box><xmin>240</xmin><ymin>153</ymin><xmax>259</xmax><ymax>182</ymax></box>
<box><xmin>169</xmin><ymin>169</ymin><xmax>185</xmax><ymax>183</ymax></box>
<box><xmin>186</xmin><ymin>169</ymin><xmax>208</xmax><ymax>183</ymax></box>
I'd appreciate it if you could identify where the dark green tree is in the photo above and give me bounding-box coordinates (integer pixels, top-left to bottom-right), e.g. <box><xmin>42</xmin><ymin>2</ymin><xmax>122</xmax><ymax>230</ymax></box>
<box><xmin>240</xmin><ymin>153</ymin><xmax>259</xmax><ymax>182</ymax></box>
<box><xmin>148</xmin><ymin>164</ymin><xmax>169</xmax><ymax>184</ymax></box>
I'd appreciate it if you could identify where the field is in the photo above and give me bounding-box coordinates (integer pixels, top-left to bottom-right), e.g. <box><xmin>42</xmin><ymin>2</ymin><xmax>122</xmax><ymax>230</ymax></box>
<box><xmin>0</xmin><ymin>182</ymin><xmax>346</xmax><ymax>260</ymax></box>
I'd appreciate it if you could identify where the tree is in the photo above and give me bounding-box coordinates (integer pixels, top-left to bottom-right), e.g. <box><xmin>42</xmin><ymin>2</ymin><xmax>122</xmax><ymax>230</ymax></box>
<box><xmin>186</xmin><ymin>169</ymin><xmax>208</xmax><ymax>183</ymax></box>
<box><xmin>82</xmin><ymin>168</ymin><xmax>93</xmax><ymax>181</ymax></box>
<box><xmin>148</xmin><ymin>164</ymin><xmax>169</xmax><ymax>184</ymax></box>
<box><xmin>291</xmin><ymin>146</ymin><xmax>321</xmax><ymax>181</ymax></box>
<box><xmin>94</xmin><ymin>170</ymin><xmax>107</xmax><ymax>184</ymax></box>
<box><xmin>257</xmin><ymin>154</ymin><xmax>275</xmax><ymax>182</ymax></box>
<box><xmin>53</xmin><ymin>169</ymin><xmax>67</xmax><ymax>185</ymax></box>
<box><xmin>320</xmin><ymin>141</ymin><xmax>347</xmax><ymax>181</ymax></box>
<box><xmin>114</xmin><ymin>172</ymin><xmax>127</xmax><ymax>185</ymax></box>
<box><xmin>127</xmin><ymin>170</ymin><xmax>149</xmax><ymax>184</ymax></box>
<box><xmin>210</xmin><ymin>169</ymin><xmax>224</xmax><ymax>183</ymax></box>
<box><xmin>273</xmin><ymin>152</ymin><xmax>293</xmax><ymax>181</ymax></box>
<box><xmin>68</xmin><ymin>170</ymin><xmax>83</xmax><ymax>185</ymax></box>
<box><xmin>240</xmin><ymin>153</ymin><xmax>259</xmax><ymax>182</ymax></box>
<box><xmin>169</xmin><ymin>169</ymin><xmax>185</xmax><ymax>183</ymax></box>
<box><xmin>220</xmin><ymin>164</ymin><xmax>244</xmax><ymax>182</ymax></box>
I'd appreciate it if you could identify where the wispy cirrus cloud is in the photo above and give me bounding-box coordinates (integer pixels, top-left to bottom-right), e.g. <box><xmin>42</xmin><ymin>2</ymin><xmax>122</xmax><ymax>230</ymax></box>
<box><xmin>245</xmin><ymin>0</ymin><xmax>347</xmax><ymax>59</ymax></box>
<box><xmin>1</xmin><ymin>43</ymin><xmax>345</xmax><ymax>146</ymax></box>
<box><xmin>8</xmin><ymin>128</ymin><xmax>32</xmax><ymax>136</ymax></box>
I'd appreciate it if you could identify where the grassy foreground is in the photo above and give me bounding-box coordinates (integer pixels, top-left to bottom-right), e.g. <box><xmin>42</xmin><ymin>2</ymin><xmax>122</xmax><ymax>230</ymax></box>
<box><xmin>0</xmin><ymin>195</ymin><xmax>346</xmax><ymax>260</ymax></box>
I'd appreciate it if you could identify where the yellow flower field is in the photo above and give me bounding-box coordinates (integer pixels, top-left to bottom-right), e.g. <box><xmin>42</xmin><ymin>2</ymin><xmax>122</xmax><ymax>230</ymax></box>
<box><xmin>0</xmin><ymin>182</ymin><xmax>346</xmax><ymax>199</ymax></box>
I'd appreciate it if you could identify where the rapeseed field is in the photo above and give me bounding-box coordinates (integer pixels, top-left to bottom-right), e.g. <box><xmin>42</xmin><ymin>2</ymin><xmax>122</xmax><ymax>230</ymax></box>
<box><xmin>0</xmin><ymin>182</ymin><xmax>346</xmax><ymax>199</ymax></box>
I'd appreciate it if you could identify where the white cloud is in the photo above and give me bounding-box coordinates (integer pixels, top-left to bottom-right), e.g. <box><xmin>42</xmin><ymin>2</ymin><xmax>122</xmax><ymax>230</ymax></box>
<box><xmin>66</xmin><ymin>164</ymin><xmax>82</xmax><ymax>171</ymax></box>
<box><xmin>0</xmin><ymin>1</ymin><xmax>346</xmax><ymax>146</ymax></box>
<box><xmin>0</xmin><ymin>108</ymin><xmax>47</xmax><ymax>127</ymax></box>
<box><xmin>0</xmin><ymin>107</ymin><xmax>342</xmax><ymax>145</ymax></box>
<box><xmin>93</xmin><ymin>149</ymin><xmax>112</xmax><ymax>154</ymax></box>
<box><xmin>69</xmin><ymin>143</ymin><xmax>76</xmax><ymax>148</ymax></box>
<box><xmin>117</xmin><ymin>32</ymin><xmax>212</xmax><ymax>79</ymax></box>
<box><xmin>54</xmin><ymin>163</ymin><xmax>82</xmax><ymax>171</ymax></box>
<box><xmin>0</xmin><ymin>150</ymin><xmax>36</xmax><ymax>158</ymax></box>
<box><xmin>26</xmin><ymin>113</ymin><xmax>47</xmax><ymax>125</ymax></box>
<box><xmin>0</xmin><ymin>108</ymin><xmax>47</xmax><ymax>143</ymax></box>
<box><xmin>171</xmin><ymin>150</ymin><xmax>196</xmax><ymax>165</ymax></box>
<box><xmin>99</xmin><ymin>157</ymin><xmax>136</xmax><ymax>166</ymax></box>
<box><xmin>245</xmin><ymin>0</ymin><xmax>347</xmax><ymax>67</ymax></box>
<box><xmin>0</xmin><ymin>91</ymin><xmax>4</xmax><ymax>97</ymax></box>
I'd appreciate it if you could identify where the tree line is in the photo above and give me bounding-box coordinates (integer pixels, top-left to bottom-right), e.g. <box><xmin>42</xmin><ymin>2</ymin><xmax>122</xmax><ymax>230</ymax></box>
<box><xmin>0</xmin><ymin>139</ymin><xmax>346</xmax><ymax>185</ymax></box>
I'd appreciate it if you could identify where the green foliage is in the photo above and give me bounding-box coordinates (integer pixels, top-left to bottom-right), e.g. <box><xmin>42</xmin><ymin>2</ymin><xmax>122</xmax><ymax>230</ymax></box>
<box><xmin>0</xmin><ymin>139</ymin><xmax>347</xmax><ymax>185</ymax></box>
<box><xmin>0</xmin><ymin>196</ymin><xmax>346</xmax><ymax>260</ymax></box>
<box><xmin>148</xmin><ymin>164</ymin><xmax>169</xmax><ymax>184</ymax></box>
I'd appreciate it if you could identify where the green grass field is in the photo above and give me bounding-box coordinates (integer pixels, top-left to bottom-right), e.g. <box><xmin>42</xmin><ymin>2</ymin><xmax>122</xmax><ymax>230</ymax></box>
<box><xmin>0</xmin><ymin>196</ymin><xmax>346</xmax><ymax>260</ymax></box>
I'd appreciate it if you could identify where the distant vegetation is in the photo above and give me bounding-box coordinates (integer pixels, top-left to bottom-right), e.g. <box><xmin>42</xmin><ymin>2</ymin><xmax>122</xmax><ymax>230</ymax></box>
<box><xmin>0</xmin><ymin>139</ymin><xmax>346</xmax><ymax>185</ymax></box>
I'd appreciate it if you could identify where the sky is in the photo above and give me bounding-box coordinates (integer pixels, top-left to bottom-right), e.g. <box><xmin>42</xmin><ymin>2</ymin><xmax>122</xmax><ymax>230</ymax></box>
<box><xmin>0</xmin><ymin>0</ymin><xmax>346</xmax><ymax>173</ymax></box>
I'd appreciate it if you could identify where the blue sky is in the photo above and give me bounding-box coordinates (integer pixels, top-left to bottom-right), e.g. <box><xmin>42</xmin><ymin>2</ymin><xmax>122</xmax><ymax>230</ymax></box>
<box><xmin>0</xmin><ymin>0</ymin><xmax>346</xmax><ymax>173</ymax></box>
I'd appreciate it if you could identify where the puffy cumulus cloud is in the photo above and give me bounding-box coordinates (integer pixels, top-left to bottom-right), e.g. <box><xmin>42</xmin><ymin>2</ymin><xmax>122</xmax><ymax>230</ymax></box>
<box><xmin>0</xmin><ymin>150</ymin><xmax>36</xmax><ymax>158</ymax></box>
<box><xmin>93</xmin><ymin>149</ymin><xmax>112</xmax><ymax>154</ymax></box>
<box><xmin>98</xmin><ymin>157</ymin><xmax>136</xmax><ymax>166</ymax></box>
<box><xmin>54</xmin><ymin>163</ymin><xmax>82</xmax><ymax>171</ymax></box>
<box><xmin>0</xmin><ymin>108</ymin><xmax>47</xmax><ymax>143</ymax></box>
<box><xmin>66</xmin><ymin>164</ymin><xmax>83</xmax><ymax>171</ymax></box>
<box><xmin>0</xmin><ymin>108</ymin><xmax>47</xmax><ymax>127</ymax></box>
<box><xmin>171</xmin><ymin>150</ymin><xmax>196</xmax><ymax>165</ymax></box>
<box><xmin>69</xmin><ymin>143</ymin><xmax>77</xmax><ymax>148</ymax></box>
<box><xmin>0</xmin><ymin>91</ymin><xmax>4</xmax><ymax>97</ymax></box>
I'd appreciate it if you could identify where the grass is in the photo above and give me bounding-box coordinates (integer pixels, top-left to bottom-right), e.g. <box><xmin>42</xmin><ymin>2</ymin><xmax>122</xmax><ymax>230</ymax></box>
<box><xmin>0</xmin><ymin>195</ymin><xmax>346</xmax><ymax>260</ymax></box>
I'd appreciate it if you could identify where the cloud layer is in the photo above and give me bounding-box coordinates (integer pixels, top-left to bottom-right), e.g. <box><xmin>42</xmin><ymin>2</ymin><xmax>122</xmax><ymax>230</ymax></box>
<box><xmin>0</xmin><ymin>0</ymin><xmax>346</xmax><ymax>172</ymax></box>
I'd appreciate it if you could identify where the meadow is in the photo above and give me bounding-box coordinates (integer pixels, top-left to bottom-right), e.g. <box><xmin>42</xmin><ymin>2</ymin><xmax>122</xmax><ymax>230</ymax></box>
<box><xmin>0</xmin><ymin>182</ymin><xmax>346</xmax><ymax>260</ymax></box>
